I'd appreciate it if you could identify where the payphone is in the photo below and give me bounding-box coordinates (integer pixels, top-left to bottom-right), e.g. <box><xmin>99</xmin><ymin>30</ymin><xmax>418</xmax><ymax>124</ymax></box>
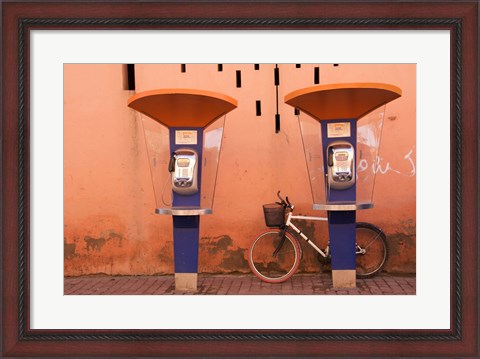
<box><xmin>128</xmin><ymin>88</ymin><xmax>237</xmax><ymax>291</ymax></box>
<box><xmin>327</xmin><ymin>142</ymin><xmax>355</xmax><ymax>190</ymax></box>
<box><xmin>169</xmin><ymin>149</ymin><xmax>199</xmax><ymax>195</ymax></box>
<box><xmin>285</xmin><ymin>82</ymin><xmax>402</xmax><ymax>288</ymax></box>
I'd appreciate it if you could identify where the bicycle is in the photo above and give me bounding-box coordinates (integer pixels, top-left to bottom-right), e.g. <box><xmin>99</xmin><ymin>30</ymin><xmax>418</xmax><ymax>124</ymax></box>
<box><xmin>248</xmin><ymin>191</ymin><xmax>389</xmax><ymax>283</ymax></box>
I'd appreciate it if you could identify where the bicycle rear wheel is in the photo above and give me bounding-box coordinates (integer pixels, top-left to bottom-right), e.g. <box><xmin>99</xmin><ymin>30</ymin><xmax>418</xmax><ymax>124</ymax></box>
<box><xmin>248</xmin><ymin>229</ymin><xmax>302</xmax><ymax>283</ymax></box>
<box><xmin>355</xmin><ymin>222</ymin><xmax>389</xmax><ymax>278</ymax></box>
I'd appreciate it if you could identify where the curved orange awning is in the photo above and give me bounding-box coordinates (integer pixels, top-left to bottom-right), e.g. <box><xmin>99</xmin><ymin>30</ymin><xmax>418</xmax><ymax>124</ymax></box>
<box><xmin>128</xmin><ymin>89</ymin><xmax>238</xmax><ymax>128</ymax></box>
<box><xmin>285</xmin><ymin>83</ymin><xmax>402</xmax><ymax>121</ymax></box>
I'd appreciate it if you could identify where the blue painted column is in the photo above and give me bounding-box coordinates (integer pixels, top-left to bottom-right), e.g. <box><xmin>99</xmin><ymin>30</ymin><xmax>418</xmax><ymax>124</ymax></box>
<box><xmin>321</xmin><ymin>119</ymin><xmax>357</xmax><ymax>288</ymax></box>
<box><xmin>170</xmin><ymin>127</ymin><xmax>203</xmax><ymax>290</ymax></box>
<box><xmin>172</xmin><ymin>215</ymin><xmax>199</xmax><ymax>279</ymax></box>
<box><xmin>327</xmin><ymin>211</ymin><xmax>356</xmax><ymax>270</ymax></box>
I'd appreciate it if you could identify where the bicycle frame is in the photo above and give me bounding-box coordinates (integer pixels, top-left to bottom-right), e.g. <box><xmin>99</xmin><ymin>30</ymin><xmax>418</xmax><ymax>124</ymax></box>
<box><xmin>284</xmin><ymin>211</ymin><xmax>329</xmax><ymax>258</ymax></box>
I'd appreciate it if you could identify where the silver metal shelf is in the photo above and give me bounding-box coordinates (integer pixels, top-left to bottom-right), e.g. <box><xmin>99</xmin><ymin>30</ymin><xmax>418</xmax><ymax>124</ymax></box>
<box><xmin>155</xmin><ymin>207</ymin><xmax>212</xmax><ymax>216</ymax></box>
<box><xmin>313</xmin><ymin>202</ymin><xmax>374</xmax><ymax>211</ymax></box>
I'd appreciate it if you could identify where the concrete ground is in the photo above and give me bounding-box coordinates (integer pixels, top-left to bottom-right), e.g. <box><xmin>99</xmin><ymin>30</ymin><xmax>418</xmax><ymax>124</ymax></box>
<box><xmin>64</xmin><ymin>273</ymin><xmax>416</xmax><ymax>295</ymax></box>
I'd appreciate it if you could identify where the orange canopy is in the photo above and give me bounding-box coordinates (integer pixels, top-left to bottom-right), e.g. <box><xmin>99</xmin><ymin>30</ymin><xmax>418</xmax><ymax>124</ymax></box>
<box><xmin>285</xmin><ymin>83</ymin><xmax>401</xmax><ymax>121</ymax></box>
<box><xmin>128</xmin><ymin>89</ymin><xmax>238</xmax><ymax>128</ymax></box>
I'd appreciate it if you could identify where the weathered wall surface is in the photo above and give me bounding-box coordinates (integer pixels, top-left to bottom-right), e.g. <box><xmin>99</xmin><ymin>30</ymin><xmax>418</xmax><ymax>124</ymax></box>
<box><xmin>64</xmin><ymin>64</ymin><xmax>415</xmax><ymax>276</ymax></box>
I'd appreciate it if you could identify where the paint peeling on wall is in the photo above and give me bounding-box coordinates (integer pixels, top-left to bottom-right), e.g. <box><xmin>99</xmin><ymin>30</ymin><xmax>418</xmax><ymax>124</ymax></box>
<box><xmin>199</xmin><ymin>235</ymin><xmax>249</xmax><ymax>273</ymax></box>
<box><xmin>64</xmin><ymin>240</ymin><xmax>76</xmax><ymax>259</ymax></box>
<box><xmin>84</xmin><ymin>231</ymin><xmax>122</xmax><ymax>252</ymax></box>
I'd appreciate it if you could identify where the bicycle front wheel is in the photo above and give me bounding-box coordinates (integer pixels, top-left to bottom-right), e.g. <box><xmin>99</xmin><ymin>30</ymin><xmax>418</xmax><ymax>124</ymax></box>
<box><xmin>355</xmin><ymin>222</ymin><xmax>389</xmax><ymax>278</ymax></box>
<box><xmin>248</xmin><ymin>229</ymin><xmax>301</xmax><ymax>283</ymax></box>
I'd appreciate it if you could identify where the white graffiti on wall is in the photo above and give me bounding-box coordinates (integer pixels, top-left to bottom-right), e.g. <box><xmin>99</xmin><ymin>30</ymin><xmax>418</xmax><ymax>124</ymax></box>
<box><xmin>357</xmin><ymin>146</ymin><xmax>416</xmax><ymax>177</ymax></box>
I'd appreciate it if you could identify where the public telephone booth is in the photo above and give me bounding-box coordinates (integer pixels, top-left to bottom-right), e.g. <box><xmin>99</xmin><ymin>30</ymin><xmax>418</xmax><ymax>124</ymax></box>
<box><xmin>285</xmin><ymin>83</ymin><xmax>402</xmax><ymax>288</ymax></box>
<box><xmin>128</xmin><ymin>89</ymin><xmax>238</xmax><ymax>291</ymax></box>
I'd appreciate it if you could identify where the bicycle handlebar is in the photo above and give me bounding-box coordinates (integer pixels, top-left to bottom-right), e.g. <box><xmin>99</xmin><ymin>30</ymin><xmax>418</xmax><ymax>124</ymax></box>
<box><xmin>276</xmin><ymin>190</ymin><xmax>293</xmax><ymax>209</ymax></box>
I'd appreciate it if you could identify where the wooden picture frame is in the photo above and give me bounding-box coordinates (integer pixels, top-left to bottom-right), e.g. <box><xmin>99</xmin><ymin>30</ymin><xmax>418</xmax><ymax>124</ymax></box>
<box><xmin>2</xmin><ymin>1</ymin><xmax>478</xmax><ymax>357</ymax></box>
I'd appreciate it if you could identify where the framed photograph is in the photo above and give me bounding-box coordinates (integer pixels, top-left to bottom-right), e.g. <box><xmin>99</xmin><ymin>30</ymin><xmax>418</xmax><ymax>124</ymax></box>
<box><xmin>2</xmin><ymin>1</ymin><xmax>478</xmax><ymax>357</ymax></box>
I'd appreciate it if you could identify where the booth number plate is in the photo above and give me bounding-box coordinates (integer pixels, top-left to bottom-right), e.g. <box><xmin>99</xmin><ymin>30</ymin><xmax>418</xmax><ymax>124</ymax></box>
<box><xmin>175</xmin><ymin>130</ymin><xmax>198</xmax><ymax>145</ymax></box>
<box><xmin>327</xmin><ymin>122</ymin><xmax>351</xmax><ymax>138</ymax></box>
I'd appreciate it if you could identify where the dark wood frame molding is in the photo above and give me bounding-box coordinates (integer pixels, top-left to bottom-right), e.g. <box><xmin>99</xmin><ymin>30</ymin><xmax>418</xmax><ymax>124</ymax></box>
<box><xmin>2</xmin><ymin>1</ymin><xmax>478</xmax><ymax>357</ymax></box>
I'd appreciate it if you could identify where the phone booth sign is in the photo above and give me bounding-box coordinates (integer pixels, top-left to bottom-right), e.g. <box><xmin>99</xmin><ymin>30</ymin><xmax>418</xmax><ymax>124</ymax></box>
<box><xmin>128</xmin><ymin>89</ymin><xmax>237</xmax><ymax>291</ymax></box>
<box><xmin>285</xmin><ymin>83</ymin><xmax>401</xmax><ymax>288</ymax></box>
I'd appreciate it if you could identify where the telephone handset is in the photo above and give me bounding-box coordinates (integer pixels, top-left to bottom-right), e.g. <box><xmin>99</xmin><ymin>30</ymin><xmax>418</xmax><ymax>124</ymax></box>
<box><xmin>168</xmin><ymin>148</ymin><xmax>198</xmax><ymax>195</ymax></box>
<box><xmin>327</xmin><ymin>141</ymin><xmax>355</xmax><ymax>190</ymax></box>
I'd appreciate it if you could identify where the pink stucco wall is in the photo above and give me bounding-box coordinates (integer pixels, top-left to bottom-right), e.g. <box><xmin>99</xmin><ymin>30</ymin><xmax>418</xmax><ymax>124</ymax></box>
<box><xmin>64</xmin><ymin>63</ymin><xmax>415</xmax><ymax>276</ymax></box>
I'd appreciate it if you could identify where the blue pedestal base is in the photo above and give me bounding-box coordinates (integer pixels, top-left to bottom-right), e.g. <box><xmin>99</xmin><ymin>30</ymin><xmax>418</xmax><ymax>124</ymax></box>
<box><xmin>172</xmin><ymin>215</ymin><xmax>200</xmax><ymax>290</ymax></box>
<box><xmin>328</xmin><ymin>210</ymin><xmax>357</xmax><ymax>288</ymax></box>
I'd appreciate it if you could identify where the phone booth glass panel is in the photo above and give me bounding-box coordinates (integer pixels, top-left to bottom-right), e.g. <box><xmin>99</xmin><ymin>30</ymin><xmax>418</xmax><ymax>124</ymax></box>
<box><xmin>200</xmin><ymin>117</ymin><xmax>225</xmax><ymax>209</ymax></box>
<box><xmin>297</xmin><ymin>112</ymin><xmax>327</xmax><ymax>206</ymax></box>
<box><xmin>356</xmin><ymin>106</ymin><xmax>386</xmax><ymax>205</ymax></box>
<box><xmin>140</xmin><ymin>116</ymin><xmax>171</xmax><ymax>208</ymax></box>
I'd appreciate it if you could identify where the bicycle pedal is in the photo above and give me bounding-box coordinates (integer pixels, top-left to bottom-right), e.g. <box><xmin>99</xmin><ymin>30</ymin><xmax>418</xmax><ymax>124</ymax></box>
<box><xmin>317</xmin><ymin>253</ymin><xmax>331</xmax><ymax>265</ymax></box>
<box><xmin>321</xmin><ymin>263</ymin><xmax>332</xmax><ymax>272</ymax></box>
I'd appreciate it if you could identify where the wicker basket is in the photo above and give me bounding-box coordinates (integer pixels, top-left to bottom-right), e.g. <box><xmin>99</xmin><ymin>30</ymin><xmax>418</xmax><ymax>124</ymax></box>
<box><xmin>262</xmin><ymin>203</ymin><xmax>285</xmax><ymax>228</ymax></box>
